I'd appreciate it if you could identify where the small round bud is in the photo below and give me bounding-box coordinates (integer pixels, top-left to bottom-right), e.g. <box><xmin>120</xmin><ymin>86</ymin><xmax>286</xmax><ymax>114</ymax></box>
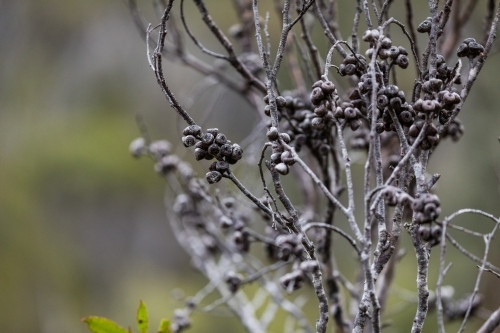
<box><xmin>182</xmin><ymin>135</ymin><xmax>196</xmax><ymax>147</ymax></box>
<box><xmin>206</xmin><ymin>171</ymin><xmax>222</xmax><ymax>184</ymax></box>
<box><xmin>129</xmin><ymin>137</ymin><xmax>146</xmax><ymax>158</ymax></box>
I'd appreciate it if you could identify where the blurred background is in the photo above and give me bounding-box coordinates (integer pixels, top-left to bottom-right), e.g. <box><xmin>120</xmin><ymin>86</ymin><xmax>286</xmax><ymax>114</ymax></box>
<box><xmin>1</xmin><ymin>1</ymin><xmax>500</xmax><ymax>332</ymax></box>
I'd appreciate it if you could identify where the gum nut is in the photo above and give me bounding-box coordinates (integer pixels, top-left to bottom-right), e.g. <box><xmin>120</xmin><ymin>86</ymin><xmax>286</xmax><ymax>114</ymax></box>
<box><xmin>381</xmin><ymin>37</ymin><xmax>392</xmax><ymax>48</ymax></box>
<box><xmin>267</xmin><ymin>126</ymin><xmax>279</xmax><ymax>141</ymax></box>
<box><xmin>396</xmin><ymin>54</ymin><xmax>409</xmax><ymax>69</ymax></box>
<box><xmin>129</xmin><ymin>137</ymin><xmax>145</xmax><ymax>157</ymax></box>
<box><xmin>412</xmin><ymin>199</ymin><xmax>424</xmax><ymax>212</ymax></box>
<box><xmin>231</xmin><ymin>144</ymin><xmax>243</xmax><ymax>160</ymax></box>
<box><xmin>280</xmin><ymin>132</ymin><xmax>291</xmax><ymax>143</ymax></box>
<box><xmin>275</xmin><ymin>163</ymin><xmax>289</xmax><ymax>175</ymax></box>
<box><xmin>310</xmin><ymin>87</ymin><xmax>325</xmax><ymax>105</ymax></box>
<box><xmin>183</xmin><ymin>124</ymin><xmax>202</xmax><ymax>136</ymax></box>
<box><xmin>314</xmin><ymin>104</ymin><xmax>327</xmax><ymax>117</ymax></box>
<box><xmin>206</xmin><ymin>171</ymin><xmax>222</xmax><ymax>184</ymax></box>
<box><xmin>362</xmin><ymin>29</ymin><xmax>374</xmax><ymax>42</ymax></box>
<box><xmin>377</xmin><ymin>94</ymin><xmax>389</xmax><ymax>108</ymax></box>
<box><xmin>344</xmin><ymin>107</ymin><xmax>357</xmax><ymax>120</ymax></box>
<box><xmin>385</xmin><ymin>85</ymin><xmax>399</xmax><ymax>97</ymax></box>
<box><xmin>215</xmin><ymin>160</ymin><xmax>229</xmax><ymax>173</ymax></box>
<box><xmin>201</xmin><ymin>132</ymin><xmax>215</xmax><ymax>145</ymax></box>
<box><xmin>349</xmin><ymin>119</ymin><xmax>362</xmax><ymax>131</ymax></box>
<box><xmin>431</xmin><ymin>225</ymin><xmax>443</xmax><ymax>239</ymax></box>
<box><xmin>149</xmin><ymin>140</ymin><xmax>172</xmax><ymax>157</ymax></box>
<box><xmin>456</xmin><ymin>43</ymin><xmax>469</xmax><ymax>57</ymax></box>
<box><xmin>208</xmin><ymin>143</ymin><xmax>220</xmax><ymax>156</ymax></box>
<box><xmin>206</xmin><ymin>128</ymin><xmax>218</xmax><ymax>136</ymax></box>
<box><xmin>388</xmin><ymin>46</ymin><xmax>400</xmax><ymax>59</ymax></box>
<box><xmin>344</xmin><ymin>63</ymin><xmax>357</xmax><ymax>76</ymax></box>
<box><xmin>311</xmin><ymin>117</ymin><xmax>325</xmax><ymax>129</ymax></box>
<box><xmin>321</xmin><ymin>81</ymin><xmax>336</xmax><ymax>95</ymax></box>
<box><xmin>419</xmin><ymin>226</ymin><xmax>431</xmax><ymax>241</ymax></box>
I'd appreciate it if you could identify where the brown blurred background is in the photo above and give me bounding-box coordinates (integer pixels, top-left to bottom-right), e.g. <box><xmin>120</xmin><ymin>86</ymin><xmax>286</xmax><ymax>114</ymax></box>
<box><xmin>1</xmin><ymin>1</ymin><xmax>500</xmax><ymax>332</ymax></box>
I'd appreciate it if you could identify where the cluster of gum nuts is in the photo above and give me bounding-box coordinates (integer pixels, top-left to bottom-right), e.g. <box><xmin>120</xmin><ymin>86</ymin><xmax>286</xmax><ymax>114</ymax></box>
<box><xmin>181</xmin><ymin>125</ymin><xmax>243</xmax><ymax>184</ymax></box>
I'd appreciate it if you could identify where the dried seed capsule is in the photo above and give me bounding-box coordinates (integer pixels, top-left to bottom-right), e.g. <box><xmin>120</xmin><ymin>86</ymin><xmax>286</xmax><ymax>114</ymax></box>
<box><xmin>380</xmin><ymin>37</ymin><xmax>392</xmax><ymax>48</ymax></box>
<box><xmin>183</xmin><ymin>125</ymin><xmax>202</xmax><ymax>136</ymax></box>
<box><xmin>390</xmin><ymin>97</ymin><xmax>402</xmax><ymax>111</ymax></box>
<box><xmin>349</xmin><ymin>119</ymin><xmax>362</xmax><ymax>131</ymax></box>
<box><xmin>208</xmin><ymin>143</ymin><xmax>220</xmax><ymax>156</ymax></box>
<box><xmin>396</xmin><ymin>54</ymin><xmax>409</xmax><ymax>69</ymax></box>
<box><xmin>456</xmin><ymin>43</ymin><xmax>469</xmax><ymax>57</ymax></box>
<box><xmin>344</xmin><ymin>107</ymin><xmax>357</xmax><ymax>120</ymax></box>
<box><xmin>231</xmin><ymin>144</ymin><xmax>243</xmax><ymax>161</ymax></box>
<box><xmin>220</xmin><ymin>144</ymin><xmax>233</xmax><ymax>156</ymax></box>
<box><xmin>264</xmin><ymin>105</ymin><xmax>272</xmax><ymax>117</ymax></box>
<box><xmin>149</xmin><ymin>140</ymin><xmax>172</xmax><ymax>157</ymax></box>
<box><xmin>314</xmin><ymin>104</ymin><xmax>327</xmax><ymax>117</ymax></box>
<box><xmin>417</xmin><ymin>18</ymin><xmax>432</xmax><ymax>33</ymax></box>
<box><xmin>129</xmin><ymin>137</ymin><xmax>146</xmax><ymax>158</ymax></box>
<box><xmin>182</xmin><ymin>135</ymin><xmax>196</xmax><ymax>147</ymax></box>
<box><xmin>388</xmin><ymin>46</ymin><xmax>400</xmax><ymax>59</ymax></box>
<box><xmin>422</xmin><ymin>100</ymin><xmax>437</xmax><ymax>113</ymax></box>
<box><xmin>312</xmin><ymin>80</ymin><xmax>323</xmax><ymax>88</ymax></box>
<box><xmin>276</xmin><ymin>96</ymin><xmax>287</xmax><ymax>108</ymax></box>
<box><xmin>206</xmin><ymin>171</ymin><xmax>222</xmax><ymax>184</ymax></box>
<box><xmin>468</xmin><ymin>42</ymin><xmax>484</xmax><ymax>56</ymax></box>
<box><xmin>194</xmin><ymin>148</ymin><xmax>207</xmax><ymax>161</ymax></box>
<box><xmin>311</xmin><ymin>116</ymin><xmax>324</xmax><ymax>129</ymax></box>
<box><xmin>321</xmin><ymin>81</ymin><xmax>336</xmax><ymax>94</ymax></box>
<box><xmin>427</xmin><ymin>134</ymin><xmax>440</xmax><ymax>146</ymax></box>
<box><xmin>216</xmin><ymin>160</ymin><xmax>229</xmax><ymax>173</ymax></box>
<box><xmin>263</xmin><ymin>94</ymin><xmax>270</xmax><ymax>104</ymax></box>
<box><xmin>431</xmin><ymin>225</ymin><xmax>442</xmax><ymax>239</ymax></box>
<box><xmin>281</xmin><ymin>151</ymin><xmax>295</xmax><ymax>165</ymax></box>
<box><xmin>155</xmin><ymin>155</ymin><xmax>180</xmax><ymax>175</ymax></box>
<box><xmin>201</xmin><ymin>133</ymin><xmax>215</xmax><ymax>145</ymax></box>
<box><xmin>385</xmin><ymin>85</ymin><xmax>399</xmax><ymax>97</ymax></box>
<box><xmin>399</xmin><ymin>111</ymin><xmax>413</xmax><ymax>124</ymax></box>
<box><xmin>213</xmin><ymin>133</ymin><xmax>228</xmax><ymax>146</ymax></box>
<box><xmin>419</xmin><ymin>226</ymin><xmax>432</xmax><ymax>241</ymax></box>
<box><xmin>310</xmin><ymin>87</ymin><xmax>325</xmax><ymax>105</ymax></box>
<box><xmin>275</xmin><ymin>162</ymin><xmax>289</xmax><ymax>175</ymax></box>
<box><xmin>206</xmin><ymin>128</ymin><xmax>218</xmax><ymax>136</ymax></box>
<box><xmin>280</xmin><ymin>133</ymin><xmax>291</xmax><ymax>143</ymax></box>
<box><xmin>377</xmin><ymin>94</ymin><xmax>389</xmax><ymax>108</ymax></box>
<box><xmin>267</xmin><ymin>126</ymin><xmax>279</xmax><ymax>141</ymax></box>
<box><xmin>344</xmin><ymin>63</ymin><xmax>357</xmax><ymax>76</ymax></box>
<box><xmin>375</xmin><ymin>122</ymin><xmax>385</xmax><ymax>134</ymax></box>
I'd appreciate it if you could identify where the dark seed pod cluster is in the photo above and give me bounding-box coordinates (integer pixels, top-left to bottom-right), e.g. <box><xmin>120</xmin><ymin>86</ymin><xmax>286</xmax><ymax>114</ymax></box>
<box><xmin>418</xmin><ymin>224</ymin><xmax>443</xmax><ymax>247</ymax></box>
<box><xmin>382</xmin><ymin>188</ymin><xmax>411</xmax><ymax>206</ymax></box>
<box><xmin>308</xmin><ymin>80</ymin><xmax>338</xmax><ymax>131</ymax></box>
<box><xmin>275</xmin><ymin>234</ymin><xmax>303</xmax><ymax>261</ymax></box>
<box><xmin>338</xmin><ymin>53</ymin><xmax>367</xmax><ymax>76</ymax></box>
<box><xmin>225</xmin><ymin>271</ymin><xmax>243</xmax><ymax>293</ymax></box>
<box><xmin>279</xmin><ymin>269</ymin><xmax>304</xmax><ymax>291</ymax></box>
<box><xmin>334</xmin><ymin>102</ymin><xmax>363</xmax><ymax>131</ymax></box>
<box><xmin>408</xmin><ymin>120</ymin><xmax>439</xmax><ymax>150</ymax></box>
<box><xmin>181</xmin><ymin>125</ymin><xmax>243</xmax><ymax>184</ymax></box>
<box><xmin>412</xmin><ymin>193</ymin><xmax>441</xmax><ymax>223</ymax></box>
<box><xmin>457</xmin><ymin>38</ymin><xmax>485</xmax><ymax>58</ymax></box>
<box><xmin>375</xmin><ymin>85</ymin><xmax>415</xmax><ymax>133</ymax></box>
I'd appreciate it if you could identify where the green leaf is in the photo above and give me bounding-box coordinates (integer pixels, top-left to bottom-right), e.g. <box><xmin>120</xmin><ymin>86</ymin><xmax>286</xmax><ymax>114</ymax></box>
<box><xmin>157</xmin><ymin>319</ymin><xmax>171</xmax><ymax>333</ymax></box>
<box><xmin>137</xmin><ymin>300</ymin><xmax>149</xmax><ymax>333</ymax></box>
<box><xmin>82</xmin><ymin>316</ymin><xmax>130</xmax><ymax>333</ymax></box>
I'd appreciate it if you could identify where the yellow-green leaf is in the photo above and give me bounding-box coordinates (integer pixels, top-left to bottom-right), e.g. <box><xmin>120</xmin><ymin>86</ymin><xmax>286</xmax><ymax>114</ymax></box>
<box><xmin>82</xmin><ymin>316</ymin><xmax>129</xmax><ymax>333</ymax></box>
<box><xmin>137</xmin><ymin>300</ymin><xmax>148</xmax><ymax>333</ymax></box>
<box><xmin>157</xmin><ymin>319</ymin><xmax>171</xmax><ymax>333</ymax></box>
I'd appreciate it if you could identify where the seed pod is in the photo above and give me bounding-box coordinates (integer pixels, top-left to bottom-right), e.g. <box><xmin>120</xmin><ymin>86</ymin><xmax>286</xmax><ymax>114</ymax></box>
<box><xmin>310</xmin><ymin>87</ymin><xmax>325</xmax><ymax>105</ymax></box>
<box><xmin>182</xmin><ymin>135</ymin><xmax>196</xmax><ymax>147</ymax></box>
<box><xmin>396</xmin><ymin>54</ymin><xmax>409</xmax><ymax>69</ymax></box>
<box><xmin>280</xmin><ymin>133</ymin><xmax>291</xmax><ymax>143</ymax></box>
<box><xmin>388</xmin><ymin>46</ymin><xmax>400</xmax><ymax>59</ymax></box>
<box><xmin>390</xmin><ymin>97</ymin><xmax>402</xmax><ymax>111</ymax></box>
<box><xmin>275</xmin><ymin>162</ymin><xmax>289</xmax><ymax>175</ymax></box>
<box><xmin>314</xmin><ymin>104</ymin><xmax>327</xmax><ymax>117</ymax></box>
<box><xmin>155</xmin><ymin>155</ymin><xmax>180</xmax><ymax>175</ymax></box>
<box><xmin>266</xmin><ymin>126</ymin><xmax>279</xmax><ymax>141</ymax></box>
<box><xmin>206</xmin><ymin>128</ymin><xmax>218</xmax><ymax>137</ymax></box>
<box><xmin>385</xmin><ymin>85</ymin><xmax>399</xmax><ymax>98</ymax></box>
<box><xmin>201</xmin><ymin>133</ymin><xmax>215</xmax><ymax>145</ymax></box>
<box><xmin>321</xmin><ymin>81</ymin><xmax>336</xmax><ymax>94</ymax></box>
<box><xmin>149</xmin><ymin>140</ymin><xmax>172</xmax><ymax>157</ymax></box>
<box><xmin>183</xmin><ymin>125</ymin><xmax>202</xmax><ymax>136</ymax></box>
<box><xmin>431</xmin><ymin>225</ymin><xmax>443</xmax><ymax>239</ymax></box>
<box><xmin>344</xmin><ymin>63</ymin><xmax>357</xmax><ymax>76</ymax></box>
<box><xmin>194</xmin><ymin>148</ymin><xmax>207</xmax><ymax>161</ymax></box>
<box><xmin>264</xmin><ymin>105</ymin><xmax>272</xmax><ymax>117</ymax></box>
<box><xmin>419</xmin><ymin>226</ymin><xmax>432</xmax><ymax>241</ymax></box>
<box><xmin>349</xmin><ymin>119</ymin><xmax>361</xmax><ymax>131</ymax></box>
<box><xmin>344</xmin><ymin>107</ymin><xmax>357</xmax><ymax>120</ymax></box>
<box><xmin>421</xmin><ymin>100</ymin><xmax>437</xmax><ymax>113</ymax></box>
<box><xmin>275</xmin><ymin>96</ymin><xmax>287</xmax><ymax>108</ymax></box>
<box><xmin>377</xmin><ymin>94</ymin><xmax>389</xmax><ymax>108</ymax></box>
<box><xmin>380</xmin><ymin>37</ymin><xmax>392</xmax><ymax>48</ymax></box>
<box><xmin>311</xmin><ymin>116</ymin><xmax>325</xmax><ymax>130</ymax></box>
<box><xmin>231</xmin><ymin>144</ymin><xmax>243</xmax><ymax>161</ymax></box>
<box><xmin>399</xmin><ymin>111</ymin><xmax>413</xmax><ymax>124</ymax></box>
<box><xmin>417</xmin><ymin>18</ymin><xmax>432</xmax><ymax>33</ymax></box>
<box><xmin>375</xmin><ymin>122</ymin><xmax>385</xmax><ymax>134</ymax></box>
<box><xmin>215</xmin><ymin>133</ymin><xmax>227</xmax><ymax>145</ymax></box>
<box><xmin>456</xmin><ymin>43</ymin><xmax>469</xmax><ymax>57</ymax></box>
<box><xmin>207</xmin><ymin>143</ymin><xmax>220</xmax><ymax>156</ymax></box>
<box><xmin>215</xmin><ymin>160</ymin><xmax>229</xmax><ymax>173</ymax></box>
<box><xmin>206</xmin><ymin>171</ymin><xmax>222</xmax><ymax>184</ymax></box>
<box><xmin>468</xmin><ymin>42</ymin><xmax>484</xmax><ymax>56</ymax></box>
<box><xmin>129</xmin><ymin>137</ymin><xmax>146</xmax><ymax>158</ymax></box>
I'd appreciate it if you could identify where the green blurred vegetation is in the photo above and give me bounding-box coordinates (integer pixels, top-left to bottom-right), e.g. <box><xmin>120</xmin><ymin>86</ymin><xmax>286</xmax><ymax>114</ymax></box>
<box><xmin>1</xmin><ymin>1</ymin><xmax>500</xmax><ymax>332</ymax></box>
